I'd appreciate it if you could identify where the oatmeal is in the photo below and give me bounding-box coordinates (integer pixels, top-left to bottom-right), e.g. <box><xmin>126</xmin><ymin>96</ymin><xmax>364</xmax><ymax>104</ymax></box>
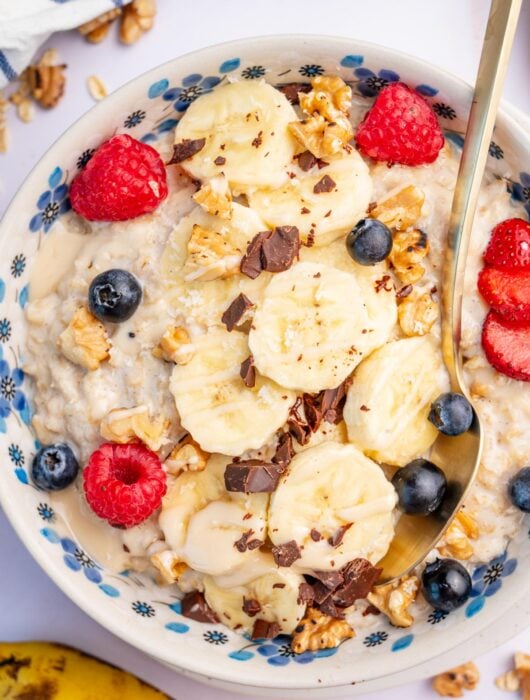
<box><xmin>24</xmin><ymin>76</ymin><xmax>529</xmax><ymax>647</ymax></box>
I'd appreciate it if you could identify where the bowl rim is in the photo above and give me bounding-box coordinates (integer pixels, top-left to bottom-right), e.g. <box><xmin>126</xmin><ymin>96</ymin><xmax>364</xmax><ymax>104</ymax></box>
<box><xmin>1</xmin><ymin>33</ymin><xmax>529</xmax><ymax>693</ymax></box>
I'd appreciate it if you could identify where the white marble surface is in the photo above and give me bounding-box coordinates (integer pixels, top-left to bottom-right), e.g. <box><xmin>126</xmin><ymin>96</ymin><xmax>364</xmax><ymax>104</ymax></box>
<box><xmin>1</xmin><ymin>1</ymin><xmax>529</xmax><ymax>698</ymax></box>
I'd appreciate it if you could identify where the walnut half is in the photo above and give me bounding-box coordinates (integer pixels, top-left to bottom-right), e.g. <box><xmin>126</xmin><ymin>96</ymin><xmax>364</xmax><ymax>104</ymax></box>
<box><xmin>193</xmin><ymin>174</ymin><xmax>233</xmax><ymax>220</ymax></box>
<box><xmin>398</xmin><ymin>292</ymin><xmax>439</xmax><ymax>337</ymax></box>
<box><xmin>371</xmin><ymin>185</ymin><xmax>425</xmax><ymax>232</ymax></box>
<box><xmin>432</xmin><ymin>662</ymin><xmax>480</xmax><ymax>697</ymax></box>
<box><xmin>389</xmin><ymin>228</ymin><xmax>430</xmax><ymax>285</ymax></box>
<box><xmin>100</xmin><ymin>405</ymin><xmax>169</xmax><ymax>451</ymax></box>
<box><xmin>58</xmin><ymin>307</ymin><xmax>110</xmax><ymax>370</ymax></box>
<box><xmin>153</xmin><ymin>326</ymin><xmax>195</xmax><ymax>364</ymax></box>
<box><xmin>367</xmin><ymin>575</ymin><xmax>419</xmax><ymax>628</ymax></box>
<box><xmin>120</xmin><ymin>0</ymin><xmax>156</xmax><ymax>45</ymax></box>
<box><xmin>292</xmin><ymin>607</ymin><xmax>354</xmax><ymax>654</ymax></box>
<box><xmin>184</xmin><ymin>224</ymin><xmax>242</xmax><ymax>282</ymax></box>
<box><xmin>438</xmin><ymin>511</ymin><xmax>479</xmax><ymax>561</ymax></box>
<box><xmin>164</xmin><ymin>436</ymin><xmax>209</xmax><ymax>476</ymax></box>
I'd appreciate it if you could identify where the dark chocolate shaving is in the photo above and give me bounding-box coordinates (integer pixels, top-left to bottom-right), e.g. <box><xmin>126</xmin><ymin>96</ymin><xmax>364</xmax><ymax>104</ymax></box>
<box><xmin>240</xmin><ymin>227</ymin><xmax>300</xmax><ymax>279</ymax></box>
<box><xmin>309</xmin><ymin>569</ymin><xmax>345</xmax><ymax>591</ymax></box>
<box><xmin>240</xmin><ymin>355</ymin><xmax>256</xmax><ymax>388</ymax></box>
<box><xmin>318</xmin><ymin>596</ymin><xmax>345</xmax><ymax>619</ymax></box>
<box><xmin>302</xmin><ymin>393</ymin><xmax>322</xmax><ymax>432</ymax></box>
<box><xmin>363</xmin><ymin>604</ymin><xmax>382</xmax><ymax>616</ymax></box>
<box><xmin>278</xmin><ymin>82</ymin><xmax>312</xmax><ymax>105</ymax></box>
<box><xmin>240</xmin><ymin>231</ymin><xmax>270</xmax><ymax>279</ymax></box>
<box><xmin>331</xmin><ymin>559</ymin><xmax>382</xmax><ymax>608</ymax></box>
<box><xmin>313</xmin><ymin>175</ymin><xmax>336</xmax><ymax>194</ymax></box>
<box><xmin>297</xmin><ymin>582</ymin><xmax>315</xmax><ymax>605</ymax></box>
<box><xmin>214</xmin><ymin>156</ymin><xmax>226</xmax><ymax>165</ymax></box>
<box><xmin>251</xmin><ymin>619</ymin><xmax>280</xmax><ymax>640</ymax></box>
<box><xmin>272</xmin><ymin>582</ymin><xmax>286</xmax><ymax>589</ymax></box>
<box><xmin>242</xmin><ymin>598</ymin><xmax>262</xmax><ymax>617</ymax></box>
<box><xmin>181</xmin><ymin>591</ymin><xmax>219</xmax><ymax>623</ymax></box>
<box><xmin>327</xmin><ymin>524</ymin><xmax>352</xmax><ymax>548</ymax></box>
<box><xmin>234</xmin><ymin>529</ymin><xmax>263</xmax><ymax>552</ymax></box>
<box><xmin>221</xmin><ymin>292</ymin><xmax>254</xmax><ymax>331</ymax></box>
<box><xmin>272</xmin><ymin>432</ymin><xmax>294</xmax><ymax>468</ymax></box>
<box><xmin>169</xmin><ymin>138</ymin><xmax>206</xmax><ymax>164</ymax></box>
<box><xmin>396</xmin><ymin>284</ymin><xmax>413</xmax><ymax>300</ymax></box>
<box><xmin>272</xmin><ymin>540</ymin><xmax>301</xmax><ymax>567</ymax></box>
<box><xmin>319</xmin><ymin>377</ymin><xmax>352</xmax><ymax>424</ymax></box>
<box><xmin>225</xmin><ymin>460</ymin><xmax>285</xmax><ymax>493</ymax></box>
<box><xmin>310</xmin><ymin>528</ymin><xmax>323</xmax><ymax>542</ymax></box>
<box><xmin>297</xmin><ymin>150</ymin><xmax>317</xmax><ymax>171</ymax></box>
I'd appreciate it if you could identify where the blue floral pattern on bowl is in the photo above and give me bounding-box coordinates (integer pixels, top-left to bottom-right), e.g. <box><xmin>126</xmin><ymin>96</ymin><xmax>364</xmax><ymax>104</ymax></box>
<box><xmin>29</xmin><ymin>167</ymin><xmax>71</xmax><ymax>234</ymax></box>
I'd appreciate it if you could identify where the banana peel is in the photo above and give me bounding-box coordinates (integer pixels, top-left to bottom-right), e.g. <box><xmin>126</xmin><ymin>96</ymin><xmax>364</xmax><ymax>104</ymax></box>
<box><xmin>0</xmin><ymin>641</ymin><xmax>171</xmax><ymax>699</ymax></box>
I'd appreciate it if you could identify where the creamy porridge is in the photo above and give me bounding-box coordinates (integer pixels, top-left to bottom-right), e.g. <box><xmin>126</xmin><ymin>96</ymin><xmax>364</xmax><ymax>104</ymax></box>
<box><xmin>24</xmin><ymin>76</ymin><xmax>529</xmax><ymax>648</ymax></box>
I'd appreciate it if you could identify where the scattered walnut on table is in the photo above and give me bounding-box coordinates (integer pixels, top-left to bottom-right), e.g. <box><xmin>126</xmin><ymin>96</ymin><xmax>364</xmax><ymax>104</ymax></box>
<box><xmin>495</xmin><ymin>668</ymin><xmax>520</xmax><ymax>692</ymax></box>
<box><xmin>100</xmin><ymin>405</ymin><xmax>169</xmax><ymax>451</ymax></box>
<box><xmin>164</xmin><ymin>436</ymin><xmax>209</xmax><ymax>476</ymax></box>
<box><xmin>291</xmin><ymin>607</ymin><xmax>355</xmax><ymax>654</ymax></box>
<box><xmin>398</xmin><ymin>291</ymin><xmax>439</xmax><ymax>337</ymax></box>
<box><xmin>184</xmin><ymin>224</ymin><xmax>242</xmax><ymax>282</ymax></box>
<box><xmin>193</xmin><ymin>174</ymin><xmax>233</xmax><ymax>220</ymax></box>
<box><xmin>58</xmin><ymin>306</ymin><xmax>110</xmax><ymax>370</ymax></box>
<box><xmin>120</xmin><ymin>0</ymin><xmax>157</xmax><ymax>45</ymax></box>
<box><xmin>25</xmin><ymin>61</ymin><xmax>67</xmax><ymax>109</ymax></box>
<box><xmin>438</xmin><ymin>510</ymin><xmax>479</xmax><ymax>560</ymax></box>
<box><xmin>432</xmin><ymin>662</ymin><xmax>480</xmax><ymax>697</ymax></box>
<box><xmin>78</xmin><ymin>8</ymin><xmax>122</xmax><ymax>43</ymax></box>
<box><xmin>367</xmin><ymin>575</ymin><xmax>419</xmax><ymax>628</ymax></box>
<box><xmin>371</xmin><ymin>185</ymin><xmax>425</xmax><ymax>231</ymax></box>
<box><xmin>389</xmin><ymin>227</ymin><xmax>430</xmax><ymax>285</ymax></box>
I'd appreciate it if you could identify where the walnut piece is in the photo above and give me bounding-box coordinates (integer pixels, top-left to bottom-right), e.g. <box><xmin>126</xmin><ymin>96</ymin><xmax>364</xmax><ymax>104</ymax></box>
<box><xmin>120</xmin><ymin>0</ymin><xmax>156</xmax><ymax>45</ymax></box>
<box><xmin>495</xmin><ymin>669</ymin><xmax>520</xmax><ymax>692</ymax></box>
<box><xmin>398</xmin><ymin>292</ymin><xmax>439</xmax><ymax>337</ymax></box>
<box><xmin>367</xmin><ymin>575</ymin><xmax>419</xmax><ymax>628</ymax></box>
<box><xmin>184</xmin><ymin>224</ymin><xmax>242</xmax><ymax>282</ymax></box>
<box><xmin>153</xmin><ymin>326</ymin><xmax>195</xmax><ymax>364</ymax></box>
<box><xmin>100</xmin><ymin>405</ymin><xmax>168</xmax><ymax>451</ymax></box>
<box><xmin>151</xmin><ymin>550</ymin><xmax>188</xmax><ymax>584</ymax></box>
<box><xmin>78</xmin><ymin>8</ymin><xmax>122</xmax><ymax>43</ymax></box>
<box><xmin>438</xmin><ymin>511</ymin><xmax>479</xmax><ymax>560</ymax></box>
<box><xmin>432</xmin><ymin>662</ymin><xmax>480</xmax><ymax>697</ymax></box>
<box><xmin>516</xmin><ymin>652</ymin><xmax>530</xmax><ymax>699</ymax></box>
<box><xmin>371</xmin><ymin>185</ymin><xmax>425</xmax><ymax>231</ymax></box>
<box><xmin>26</xmin><ymin>62</ymin><xmax>66</xmax><ymax>109</ymax></box>
<box><xmin>58</xmin><ymin>307</ymin><xmax>110</xmax><ymax>370</ymax></box>
<box><xmin>389</xmin><ymin>228</ymin><xmax>429</xmax><ymax>285</ymax></box>
<box><xmin>164</xmin><ymin>436</ymin><xmax>209</xmax><ymax>476</ymax></box>
<box><xmin>291</xmin><ymin>607</ymin><xmax>354</xmax><ymax>654</ymax></box>
<box><xmin>193</xmin><ymin>174</ymin><xmax>233</xmax><ymax>220</ymax></box>
<box><xmin>299</xmin><ymin>75</ymin><xmax>352</xmax><ymax>121</ymax></box>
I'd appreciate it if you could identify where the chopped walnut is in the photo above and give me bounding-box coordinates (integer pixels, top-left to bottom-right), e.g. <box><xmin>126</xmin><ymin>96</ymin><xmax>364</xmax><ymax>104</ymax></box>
<box><xmin>9</xmin><ymin>76</ymin><xmax>34</xmax><ymax>123</ymax></box>
<box><xmin>398</xmin><ymin>292</ymin><xmax>439</xmax><ymax>337</ymax></box>
<box><xmin>151</xmin><ymin>550</ymin><xmax>188</xmax><ymax>584</ymax></box>
<box><xmin>184</xmin><ymin>224</ymin><xmax>242</xmax><ymax>282</ymax></box>
<box><xmin>100</xmin><ymin>405</ymin><xmax>169</xmax><ymax>451</ymax></box>
<box><xmin>25</xmin><ymin>58</ymin><xmax>66</xmax><ymax>109</ymax></box>
<box><xmin>289</xmin><ymin>113</ymin><xmax>352</xmax><ymax>159</ymax></box>
<box><xmin>432</xmin><ymin>662</ymin><xmax>480</xmax><ymax>697</ymax></box>
<box><xmin>438</xmin><ymin>511</ymin><xmax>479</xmax><ymax>560</ymax></box>
<box><xmin>58</xmin><ymin>307</ymin><xmax>110</xmax><ymax>370</ymax></box>
<box><xmin>120</xmin><ymin>0</ymin><xmax>156</xmax><ymax>45</ymax></box>
<box><xmin>299</xmin><ymin>75</ymin><xmax>352</xmax><ymax>122</ymax></box>
<box><xmin>371</xmin><ymin>185</ymin><xmax>425</xmax><ymax>231</ymax></box>
<box><xmin>495</xmin><ymin>669</ymin><xmax>520</xmax><ymax>692</ymax></box>
<box><xmin>193</xmin><ymin>174</ymin><xmax>233</xmax><ymax>220</ymax></box>
<box><xmin>291</xmin><ymin>607</ymin><xmax>355</xmax><ymax>654</ymax></box>
<box><xmin>78</xmin><ymin>8</ymin><xmax>122</xmax><ymax>43</ymax></box>
<box><xmin>515</xmin><ymin>652</ymin><xmax>530</xmax><ymax>699</ymax></box>
<box><xmin>164</xmin><ymin>436</ymin><xmax>209</xmax><ymax>475</ymax></box>
<box><xmin>389</xmin><ymin>228</ymin><xmax>429</xmax><ymax>285</ymax></box>
<box><xmin>367</xmin><ymin>575</ymin><xmax>419</xmax><ymax>628</ymax></box>
<box><xmin>153</xmin><ymin>326</ymin><xmax>195</xmax><ymax>364</ymax></box>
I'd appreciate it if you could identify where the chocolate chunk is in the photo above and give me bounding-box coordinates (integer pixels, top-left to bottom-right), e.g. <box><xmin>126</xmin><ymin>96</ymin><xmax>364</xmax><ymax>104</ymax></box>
<box><xmin>310</xmin><ymin>570</ymin><xmax>345</xmax><ymax>591</ymax></box>
<box><xmin>169</xmin><ymin>138</ymin><xmax>206</xmax><ymax>164</ymax></box>
<box><xmin>318</xmin><ymin>596</ymin><xmax>345</xmax><ymax>619</ymax></box>
<box><xmin>251</xmin><ymin>619</ymin><xmax>280</xmax><ymax>640</ymax></box>
<box><xmin>363</xmin><ymin>604</ymin><xmax>382</xmax><ymax>616</ymax></box>
<box><xmin>310</xmin><ymin>528</ymin><xmax>323</xmax><ymax>542</ymax></box>
<box><xmin>234</xmin><ymin>529</ymin><xmax>264</xmax><ymax>552</ymax></box>
<box><xmin>240</xmin><ymin>355</ymin><xmax>256</xmax><ymax>388</ymax></box>
<box><xmin>331</xmin><ymin>559</ymin><xmax>382</xmax><ymax>608</ymax></box>
<box><xmin>242</xmin><ymin>598</ymin><xmax>262</xmax><ymax>617</ymax></box>
<box><xmin>297</xmin><ymin>582</ymin><xmax>315</xmax><ymax>605</ymax></box>
<box><xmin>297</xmin><ymin>150</ymin><xmax>317</xmax><ymax>171</ymax></box>
<box><xmin>396</xmin><ymin>284</ymin><xmax>413</xmax><ymax>300</ymax></box>
<box><xmin>181</xmin><ymin>591</ymin><xmax>219</xmax><ymax>623</ymax></box>
<box><xmin>278</xmin><ymin>82</ymin><xmax>312</xmax><ymax>105</ymax></box>
<box><xmin>320</xmin><ymin>378</ymin><xmax>352</xmax><ymax>425</ymax></box>
<box><xmin>261</xmin><ymin>226</ymin><xmax>300</xmax><ymax>273</ymax></box>
<box><xmin>272</xmin><ymin>582</ymin><xmax>286</xmax><ymax>589</ymax></box>
<box><xmin>214</xmin><ymin>156</ymin><xmax>226</xmax><ymax>165</ymax></box>
<box><xmin>327</xmin><ymin>524</ymin><xmax>352</xmax><ymax>548</ymax></box>
<box><xmin>252</xmin><ymin>130</ymin><xmax>263</xmax><ymax>148</ymax></box>
<box><xmin>240</xmin><ymin>231</ymin><xmax>270</xmax><ymax>279</ymax></box>
<box><xmin>300</xmin><ymin>206</ymin><xmax>310</xmax><ymax>214</ymax></box>
<box><xmin>272</xmin><ymin>432</ymin><xmax>294</xmax><ymax>468</ymax></box>
<box><xmin>272</xmin><ymin>540</ymin><xmax>301</xmax><ymax>567</ymax></box>
<box><xmin>287</xmin><ymin>397</ymin><xmax>311</xmax><ymax>445</ymax></box>
<box><xmin>302</xmin><ymin>393</ymin><xmax>322</xmax><ymax>433</ymax></box>
<box><xmin>247</xmin><ymin>537</ymin><xmax>263</xmax><ymax>550</ymax></box>
<box><xmin>225</xmin><ymin>459</ymin><xmax>285</xmax><ymax>493</ymax></box>
<box><xmin>311</xmin><ymin>580</ymin><xmax>334</xmax><ymax>605</ymax></box>
<box><xmin>313</xmin><ymin>175</ymin><xmax>336</xmax><ymax>194</ymax></box>
<box><xmin>360</xmin><ymin>404</ymin><xmax>370</xmax><ymax>412</ymax></box>
<box><xmin>221</xmin><ymin>293</ymin><xmax>254</xmax><ymax>331</ymax></box>
<box><xmin>367</xmin><ymin>201</ymin><xmax>378</xmax><ymax>214</ymax></box>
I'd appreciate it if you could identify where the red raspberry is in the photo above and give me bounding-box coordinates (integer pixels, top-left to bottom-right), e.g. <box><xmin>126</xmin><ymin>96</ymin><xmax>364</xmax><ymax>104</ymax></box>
<box><xmin>483</xmin><ymin>218</ymin><xmax>530</xmax><ymax>269</ymax></box>
<box><xmin>356</xmin><ymin>82</ymin><xmax>444</xmax><ymax>166</ymax></box>
<box><xmin>83</xmin><ymin>442</ymin><xmax>167</xmax><ymax>528</ymax></box>
<box><xmin>70</xmin><ymin>134</ymin><xmax>168</xmax><ymax>221</ymax></box>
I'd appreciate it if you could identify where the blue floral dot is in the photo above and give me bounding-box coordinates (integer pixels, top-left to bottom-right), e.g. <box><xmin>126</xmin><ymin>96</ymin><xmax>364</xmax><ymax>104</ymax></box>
<box><xmin>37</xmin><ymin>191</ymin><xmax>52</xmax><ymax>210</ymax></box>
<box><xmin>182</xmin><ymin>73</ymin><xmax>202</xmax><ymax>87</ymax></box>
<box><xmin>157</xmin><ymin>118</ymin><xmax>178</xmax><ymax>133</ymax></box>
<box><xmin>15</xmin><ymin>468</ymin><xmax>28</xmax><ymax>484</ymax></box>
<box><xmin>257</xmin><ymin>644</ymin><xmax>278</xmax><ymax>657</ymax></box>
<box><xmin>165</xmin><ymin>622</ymin><xmax>190</xmax><ymax>634</ymax></box>
<box><xmin>466</xmin><ymin>596</ymin><xmax>485</xmax><ymax>618</ymax></box>
<box><xmin>168</xmin><ymin>600</ymin><xmax>182</xmax><ymax>614</ymax></box>
<box><xmin>315</xmin><ymin>647</ymin><xmax>338</xmax><ymax>658</ymax></box>
<box><xmin>391</xmin><ymin>634</ymin><xmax>414</xmax><ymax>652</ymax></box>
<box><xmin>340</xmin><ymin>54</ymin><xmax>364</xmax><ymax>68</ymax></box>
<box><xmin>220</xmin><ymin>58</ymin><xmax>240</xmax><ymax>73</ymax></box>
<box><xmin>64</xmin><ymin>554</ymin><xmax>82</xmax><ymax>571</ymax></box>
<box><xmin>48</xmin><ymin>167</ymin><xmax>63</xmax><ymax>189</ymax></box>
<box><xmin>416</xmin><ymin>84</ymin><xmax>439</xmax><ymax>97</ymax></box>
<box><xmin>148</xmin><ymin>78</ymin><xmax>169</xmax><ymax>98</ymax></box>
<box><xmin>201</xmin><ymin>76</ymin><xmax>221</xmax><ymax>90</ymax></box>
<box><xmin>0</xmin><ymin>279</ymin><xmax>4</xmax><ymax>303</ymax></box>
<box><xmin>229</xmin><ymin>649</ymin><xmax>254</xmax><ymax>661</ymax></box>
<box><xmin>99</xmin><ymin>584</ymin><xmax>120</xmax><ymax>597</ymax></box>
<box><xmin>140</xmin><ymin>133</ymin><xmax>157</xmax><ymax>143</ymax></box>
<box><xmin>268</xmin><ymin>655</ymin><xmax>290</xmax><ymax>666</ymax></box>
<box><xmin>19</xmin><ymin>285</ymin><xmax>29</xmax><ymax>309</ymax></box>
<box><xmin>84</xmin><ymin>567</ymin><xmax>103</xmax><ymax>583</ymax></box>
<box><xmin>40</xmin><ymin>527</ymin><xmax>60</xmax><ymax>543</ymax></box>
<box><xmin>61</xmin><ymin>537</ymin><xmax>78</xmax><ymax>554</ymax></box>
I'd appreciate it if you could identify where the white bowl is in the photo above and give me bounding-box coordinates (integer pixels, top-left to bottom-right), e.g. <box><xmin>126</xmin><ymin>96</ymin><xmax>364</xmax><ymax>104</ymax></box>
<box><xmin>1</xmin><ymin>35</ymin><xmax>529</xmax><ymax>697</ymax></box>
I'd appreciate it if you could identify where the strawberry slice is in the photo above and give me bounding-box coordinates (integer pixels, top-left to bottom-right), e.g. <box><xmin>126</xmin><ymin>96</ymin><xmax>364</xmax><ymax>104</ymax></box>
<box><xmin>478</xmin><ymin>267</ymin><xmax>530</xmax><ymax>322</ymax></box>
<box><xmin>482</xmin><ymin>311</ymin><xmax>530</xmax><ymax>381</ymax></box>
<box><xmin>483</xmin><ymin>218</ymin><xmax>530</xmax><ymax>269</ymax></box>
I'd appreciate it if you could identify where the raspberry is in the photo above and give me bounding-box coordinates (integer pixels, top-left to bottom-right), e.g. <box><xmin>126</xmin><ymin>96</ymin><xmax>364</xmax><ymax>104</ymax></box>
<box><xmin>70</xmin><ymin>134</ymin><xmax>168</xmax><ymax>221</ymax></box>
<box><xmin>83</xmin><ymin>442</ymin><xmax>167</xmax><ymax>528</ymax></box>
<box><xmin>482</xmin><ymin>311</ymin><xmax>530</xmax><ymax>382</ymax></box>
<box><xmin>356</xmin><ymin>82</ymin><xmax>444</xmax><ymax>166</ymax></box>
<box><xmin>483</xmin><ymin>218</ymin><xmax>530</xmax><ymax>269</ymax></box>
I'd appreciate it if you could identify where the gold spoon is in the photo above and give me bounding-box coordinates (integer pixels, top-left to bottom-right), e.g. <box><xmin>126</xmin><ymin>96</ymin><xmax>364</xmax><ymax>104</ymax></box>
<box><xmin>377</xmin><ymin>0</ymin><xmax>522</xmax><ymax>584</ymax></box>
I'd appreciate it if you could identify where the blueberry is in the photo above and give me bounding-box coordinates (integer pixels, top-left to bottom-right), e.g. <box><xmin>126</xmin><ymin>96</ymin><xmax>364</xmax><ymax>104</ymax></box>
<box><xmin>428</xmin><ymin>392</ymin><xmax>474</xmax><ymax>436</ymax></box>
<box><xmin>345</xmin><ymin>219</ymin><xmax>393</xmax><ymax>266</ymax></box>
<box><xmin>32</xmin><ymin>443</ymin><xmax>79</xmax><ymax>491</ymax></box>
<box><xmin>391</xmin><ymin>458</ymin><xmax>447</xmax><ymax>516</ymax></box>
<box><xmin>88</xmin><ymin>269</ymin><xmax>142</xmax><ymax>323</ymax></box>
<box><xmin>508</xmin><ymin>466</ymin><xmax>530</xmax><ymax>512</ymax></box>
<box><xmin>421</xmin><ymin>558</ymin><xmax>472</xmax><ymax>612</ymax></box>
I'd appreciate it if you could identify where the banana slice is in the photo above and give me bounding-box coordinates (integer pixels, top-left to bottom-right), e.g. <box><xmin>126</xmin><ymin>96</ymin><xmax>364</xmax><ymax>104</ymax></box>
<box><xmin>268</xmin><ymin>442</ymin><xmax>396</xmax><ymax>572</ymax></box>
<box><xmin>170</xmin><ymin>328</ymin><xmax>295</xmax><ymax>455</ymax></box>
<box><xmin>344</xmin><ymin>337</ymin><xmax>448</xmax><ymax>466</ymax></box>
<box><xmin>173</xmin><ymin>81</ymin><xmax>298</xmax><ymax>193</ymax></box>
<box><xmin>248</xmin><ymin>261</ymin><xmax>393</xmax><ymax>393</ymax></box>
<box><xmin>204</xmin><ymin>559</ymin><xmax>306</xmax><ymax>634</ymax></box>
<box><xmin>159</xmin><ymin>454</ymin><xmax>268</xmax><ymax>577</ymax></box>
<box><xmin>247</xmin><ymin>151</ymin><xmax>372</xmax><ymax>247</ymax></box>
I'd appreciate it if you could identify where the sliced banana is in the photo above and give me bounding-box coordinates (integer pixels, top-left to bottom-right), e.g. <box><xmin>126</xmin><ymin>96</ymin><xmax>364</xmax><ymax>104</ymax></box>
<box><xmin>247</xmin><ymin>150</ymin><xmax>372</xmax><ymax>247</ymax></box>
<box><xmin>204</xmin><ymin>559</ymin><xmax>306</xmax><ymax>634</ymax></box>
<box><xmin>268</xmin><ymin>442</ymin><xmax>396</xmax><ymax>572</ymax></box>
<box><xmin>344</xmin><ymin>337</ymin><xmax>448</xmax><ymax>466</ymax></box>
<box><xmin>170</xmin><ymin>328</ymin><xmax>295</xmax><ymax>455</ymax></box>
<box><xmin>173</xmin><ymin>81</ymin><xmax>298</xmax><ymax>193</ymax></box>
<box><xmin>248</xmin><ymin>261</ymin><xmax>393</xmax><ymax>393</ymax></box>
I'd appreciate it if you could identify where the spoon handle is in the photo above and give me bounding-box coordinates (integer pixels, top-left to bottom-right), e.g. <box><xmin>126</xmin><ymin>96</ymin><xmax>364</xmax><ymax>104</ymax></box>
<box><xmin>442</xmin><ymin>0</ymin><xmax>522</xmax><ymax>390</ymax></box>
